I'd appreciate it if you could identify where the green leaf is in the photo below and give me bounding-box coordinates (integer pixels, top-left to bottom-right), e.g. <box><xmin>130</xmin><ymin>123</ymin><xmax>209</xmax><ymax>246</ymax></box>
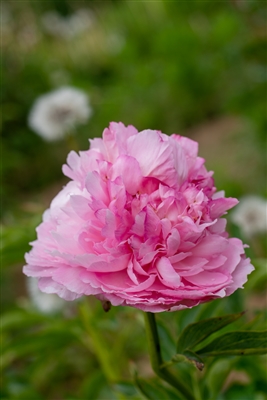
<box><xmin>134</xmin><ymin>375</ymin><xmax>182</xmax><ymax>400</ymax></box>
<box><xmin>205</xmin><ymin>359</ymin><xmax>233</xmax><ymax>399</ymax></box>
<box><xmin>167</xmin><ymin>351</ymin><xmax>205</xmax><ymax>371</ymax></box>
<box><xmin>157</xmin><ymin>320</ymin><xmax>176</xmax><ymax>360</ymax></box>
<box><xmin>182</xmin><ymin>350</ymin><xmax>205</xmax><ymax>371</ymax></box>
<box><xmin>1</xmin><ymin>310</ymin><xmax>49</xmax><ymax>331</ymax></box>
<box><xmin>80</xmin><ymin>370</ymin><xmax>106</xmax><ymax>399</ymax></box>
<box><xmin>176</xmin><ymin>312</ymin><xmax>244</xmax><ymax>353</ymax></box>
<box><xmin>113</xmin><ymin>381</ymin><xmax>140</xmax><ymax>398</ymax></box>
<box><xmin>196</xmin><ymin>331</ymin><xmax>267</xmax><ymax>357</ymax></box>
<box><xmin>245</xmin><ymin>258</ymin><xmax>267</xmax><ymax>292</ymax></box>
<box><xmin>1</xmin><ymin>329</ymin><xmax>77</xmax><ymax>369</ymax></box>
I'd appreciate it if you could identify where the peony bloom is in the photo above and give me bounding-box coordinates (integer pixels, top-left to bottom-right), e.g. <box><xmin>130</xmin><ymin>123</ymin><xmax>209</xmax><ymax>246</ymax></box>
<box><xmin>23</xmin><ymin>123</ymin><xmax>254</xmax><ymax>312</ymax></box>
<box><xmin>231</xmin><ymin>195</ymin><xmax>267</xmax><ymax>238</ymax></box>
<box><xmin>28</xmin><ymin>87</ymin><xmax>92</xmax><ymax>141</ymax></box>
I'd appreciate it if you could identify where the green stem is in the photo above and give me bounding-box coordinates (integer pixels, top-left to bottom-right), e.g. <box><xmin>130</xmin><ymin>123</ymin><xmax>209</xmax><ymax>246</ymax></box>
<box><xmin>79</xmin><ymin>301</ymin><xmax>119</xmax><ymax>383</ymax></box>
<box><xmin>144</xmin><ymin>312</ymin><xmax>195</xmax><ymax>400</ymax></box>
<box><xmin>66</xmin><ymin>131</ymin><xmax>79</xmax><ymax>151</ymax></box>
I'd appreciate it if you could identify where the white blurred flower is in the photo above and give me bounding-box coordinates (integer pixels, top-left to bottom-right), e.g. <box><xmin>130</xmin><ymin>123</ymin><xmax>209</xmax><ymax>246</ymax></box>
<box><xmin>28</xmin><ymin>87</ymin><xmax>92</xmax><ymax>141</ymax></box>
<box><xmin>231</xmin><ymin>195</ymin><xmax>267</xmax><ymax>237</ymax></box>
<box><xmin>27</xmin><ymin>277</ymin><xmax>65</xmax><ymax>314</ymax></box>
<box><xmin>41</xmin><ymin>9</ymin><xmax>94</xmax><ymax>39</ymax></box>
<box><xmin>69</xmin><ymin>8</ymin><xmax>94</xmax><ymax>36</ymax></box>
<box><xmin>41</xmin><ymin>11</ymin><xmax>68</xmax><ymax>38</ymax></box>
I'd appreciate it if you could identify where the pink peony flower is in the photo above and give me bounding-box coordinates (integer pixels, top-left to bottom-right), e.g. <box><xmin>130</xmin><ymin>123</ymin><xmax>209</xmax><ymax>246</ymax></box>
<box><xmin>23</xmin><ymin>122</ymin><xmax>254</xmax><ymax>312</ymax></box>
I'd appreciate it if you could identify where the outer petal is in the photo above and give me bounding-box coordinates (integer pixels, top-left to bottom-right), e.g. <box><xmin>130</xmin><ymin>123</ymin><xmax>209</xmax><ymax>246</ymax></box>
<box><xmin>38</xmin><ymin>277</ymin><xmax>81</xmax><ymax>301</ymax></box>
<box><xmin>110</xmin><ymin>155</ymin><xmax>143</xmax><ymax>195</ymax></box>
<box><xmin>127</xmin><ymin>130</ymin><xmax>179</xmax><ymax>187</ymax></box>
<box><xmin>157</xmin><ymin>257</ymin><xmax>181</xmax><ymax>288</ymax></box>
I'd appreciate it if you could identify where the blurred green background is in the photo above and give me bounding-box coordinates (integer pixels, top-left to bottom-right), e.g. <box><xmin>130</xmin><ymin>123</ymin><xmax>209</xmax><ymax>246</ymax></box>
<box><xmin>1</xmin><ymin>1</ymin><xmax>266</xmax><ymax>399</ymax></box>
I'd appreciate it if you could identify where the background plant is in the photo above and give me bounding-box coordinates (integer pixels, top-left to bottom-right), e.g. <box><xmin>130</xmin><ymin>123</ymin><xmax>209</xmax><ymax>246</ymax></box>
<box><xmin>1</xmin><ymin>1</ymin><xmax>266</xmax><ymax>399</ymax></box>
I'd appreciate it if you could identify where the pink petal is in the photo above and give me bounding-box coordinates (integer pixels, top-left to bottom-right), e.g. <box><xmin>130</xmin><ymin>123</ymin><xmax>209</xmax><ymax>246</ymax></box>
<box><xmin>70</xmin><ymin>195</ymin><xmax>91</xmax><ymax>219</ymax></box>
<box><xmin>145</xmin><ymin>206</ymin><xmax>161</xmax><ymax>237</ymax></box>
<box><xmin>210</xmin><ymin>197</ymin><xmax>239</xmax><ymax>218</ymax></box>
<box><xmin>52</xmin><ymin>266</ymin><xmax>101</xmax><ymax>295</ymax></box>
<box><xmin>110</xmin><ymin>155</ymin><xmax>143</xmax><ymax>195</ymax></box>
<box><xmin>125</xmin><ymin>275</ymin><xmax>156</xmax><ymax>293</ymax></box>
<box><xmin>103</xmin><ymin>122</ymin><xmax>137</xmax><ymax>162</ymax></box>
<box><xmin>85</xmin><ymin>171</ymin><xmax>109</xmax><ymax>205</ymax></box>
<box><xmin>132</xmin><ymin>258</ymin><xmax>149</xmax><ymax>276</ymax></box>
<box><xmin>38</xmin><ymin>277</ymin><xmax>81</xmax><ymax>301</ymax></box>
<box><xmin>23</xmin><ymin>264</ymin><xmax>55</xmax><ymax>277</ymax></box>
<box><xmin>226</xmin><ymin>257</ymin><xmax>254</xmax><ymax>294</ymax></box>
<box><xmin>184</xmin><ymin>271</ymin><xmax>229</xmax><ymax>286</ymax></box>
<box><xmin>156</xmin><ymin>257</ymin><xmax>181</xmax><ymax>287</ymax></box>
<box><xmin>101</xmin><ymin>209</ymin><xmax>116</xmax><ymax>239</ymax></box>
<box><xmin>192</xmin><ymin>235</ymin><xmax>228</xmax><ymax>257</ymax></box>
<box><xmin>166</xmin><ymin>229</ymin><xmax>180</xmax><ymax>256</ymax></box>
<box><xmin>127</xmin><ymin>130</ymin><xmax>176</xmax><ymax>186</ymax></box>
<box><xmin>127</xmin><ymin>258</ymin><xmax>139</xmax><ymax>284</ymax></box>
<box><xmin>168</xmin><ymin>252</ymin><xmax>192</xmax><ymax>264</ymax></box>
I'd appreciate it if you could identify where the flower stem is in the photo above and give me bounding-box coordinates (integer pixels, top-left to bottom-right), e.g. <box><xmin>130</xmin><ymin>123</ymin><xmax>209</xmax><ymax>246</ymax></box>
<box><xmin>79</xmin><ymin>300</ymin><xmax>119</xmax><ymax>383</ymax></box>
<box><xmin>66</xmin><ymin>131</ymin><xmax>79</xmax><ymax>151</ymax></box>
<box><xmin>144</xmin><ymin>312</ymin><xmax>195</xmax><ymax>400</ymax></box>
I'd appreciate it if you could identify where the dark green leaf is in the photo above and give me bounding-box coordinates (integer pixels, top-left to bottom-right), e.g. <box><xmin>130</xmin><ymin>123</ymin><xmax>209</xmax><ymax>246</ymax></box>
<box><xmin>113</xmin><ymin>381</ymin><xmax>140</xmax><ymax>398</ymax></box>
<box><xmin>1</xmin><ymin>330</ymin><xmax>77</xmax><ymax>369</ymax></box>
<box><xmin>134</xmin><ymin>375</ymin><xmax>182</xmax><ymax>400</ymax></box>
<box><xmin>1</xmin><ymin>310</ymin><xmax>49</xmax><ymax>331</ymax></box>
<box><xmin>176</xmin><ymin>312</ymin><xmax>244</xmax><ymax>353</ymax></box>
<box><xmin>80</xmin><ymin>370</ymin><xmax>106</xmax><ymax>399</ymax></box>
<box><xmin>245</xmin><ymin>258</ymin><xmax>267</xmax><ymax>292</ymax></box>
<box><xmin>182</xmin><ymin>350</ymin><xmax>205</xmax><ymax>371</ymax></box>
<box><xmin>169</xmin><ymin>351</ymin><xmax>204</xmax><ymax>371</ymax></box>
<box><xmin>196</xmin><ymin>331</ymin><xmax>267</xmax><ymax>357</ymax></box>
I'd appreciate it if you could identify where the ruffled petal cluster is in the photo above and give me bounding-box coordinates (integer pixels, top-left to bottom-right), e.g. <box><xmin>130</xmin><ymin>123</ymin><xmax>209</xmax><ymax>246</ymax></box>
<box><xmin>24</xmin><ymin>122</ymin><xmax>253</xmax><ymax>312</ymax></box>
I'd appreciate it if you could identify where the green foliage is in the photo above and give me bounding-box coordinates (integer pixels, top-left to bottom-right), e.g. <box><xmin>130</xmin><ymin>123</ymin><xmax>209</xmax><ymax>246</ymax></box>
<box><xmin>176</xmin><ymin>312</ymin><xmax>245</xmax><ymax>353</ymax></box>
<box><xmin>134</xmin><ymin>375</ymin><xmax>182</xmax><ymax>400</ymax></box>
<box><xmin>1</xmin><ymin>214</ymin><xmax>42</xmax><ymax>268</ymax></box>
<box><xmin>1</xmin><ymin>0</ymin><xmax>267</xmax><ymax>399</ymax></box>
<box><xmin>197</xmin><ymin>331</ymin><xmax>267</xmax><ymax>357</ymax></box>
<box><xmin>172</xmin><ymin>312</ymin><xmax>267</xmax><ymax>374</ymax></box>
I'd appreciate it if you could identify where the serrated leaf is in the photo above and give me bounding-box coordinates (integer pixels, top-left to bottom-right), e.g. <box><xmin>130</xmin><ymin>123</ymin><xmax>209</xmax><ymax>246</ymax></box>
<box><xmin>196</xmin><ymin>330</ymin><xmax>267</xmax><ymax>357</ymax></box>
<box><xmin>176</xmin><ymin>312</ymin><xmax>244</xmax><ymax>353</ymax></box>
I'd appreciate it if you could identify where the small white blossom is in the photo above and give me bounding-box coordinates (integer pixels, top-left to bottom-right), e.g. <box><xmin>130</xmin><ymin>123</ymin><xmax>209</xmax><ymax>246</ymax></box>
<box><xmin>41</xmin><ymin>9</ymin><xmax>94</xmax><ymax>39</ymax></box>
<box><xmin>69</xmin><ymin>8</ymin><xmax>94</xmax><ymax>36</ymax></box>
<box><xmin>28</xmin><ymin>87</ymin><xmax>92</xmax><ymax>141</ymax></box>
<box><xmin>231</xmin><ymin>195</ymin><xmax>267</xmax><ymax>237</ymax></box>
<box><xmin>27</xmin><ymin>277</ymin><xmax>65</xmax><ymax>314</ymax></box>
<box><xmin>41</xmin><ymin>11</ymin><xmax>68</xmax><ymax>38</ymax></box>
